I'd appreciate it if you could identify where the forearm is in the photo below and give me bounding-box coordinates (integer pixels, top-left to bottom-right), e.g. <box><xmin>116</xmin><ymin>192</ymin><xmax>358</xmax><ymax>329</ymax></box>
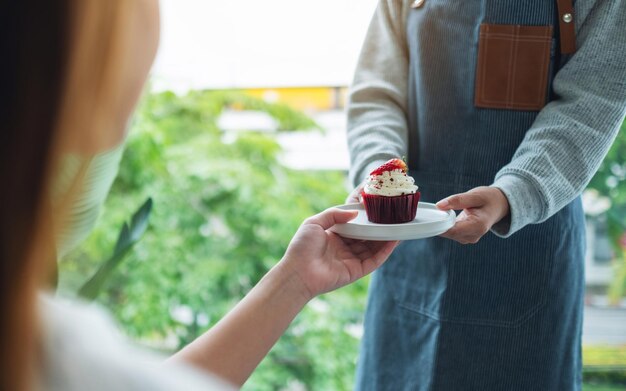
<box><xmin>168</xmin><ymin>208</ymin><xmax>397</xmax><ymax>385</ymax></box>
<box><xmin>169</xmin><ymin>263</ymin><xmax>310</xmax><ymax>388</ymax></box>
<box><xmin>347</xmin><ymin>0</ymin><xmax>411</xmax><ymax>187</ymax></box>
<box><xmin>492</xmin><ymin>0</ymin><xmax>626</xmax><ymax>237</ymax></box>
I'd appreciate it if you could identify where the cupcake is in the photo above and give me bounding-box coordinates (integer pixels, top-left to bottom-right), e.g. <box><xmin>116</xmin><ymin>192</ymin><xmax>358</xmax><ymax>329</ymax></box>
<box><xmin>361</xmin><ymin>158</ymin><xmax>420</xmax><ymax>224</ymax></box>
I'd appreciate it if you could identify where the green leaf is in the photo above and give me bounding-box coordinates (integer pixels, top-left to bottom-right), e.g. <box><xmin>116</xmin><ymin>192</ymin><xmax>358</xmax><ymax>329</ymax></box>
<box><xmin>78</xmin><ymin>198</ymin><xmax>153</xmax><ymax>300</ymax></box>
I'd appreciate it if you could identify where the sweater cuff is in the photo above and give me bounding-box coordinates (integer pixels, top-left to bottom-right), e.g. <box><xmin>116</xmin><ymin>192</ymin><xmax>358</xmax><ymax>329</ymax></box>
<box><xmin>490</xmin><ymin>174</ymin><xmax>544</xmax><ymax>238</ymax></box>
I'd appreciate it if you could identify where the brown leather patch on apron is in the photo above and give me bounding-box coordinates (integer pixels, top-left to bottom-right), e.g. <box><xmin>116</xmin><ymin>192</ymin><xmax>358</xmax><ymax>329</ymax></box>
<box><xmin>474</xmin><ymin>24</ymin><xmax>553</xmax><ymax>111</ymax></box>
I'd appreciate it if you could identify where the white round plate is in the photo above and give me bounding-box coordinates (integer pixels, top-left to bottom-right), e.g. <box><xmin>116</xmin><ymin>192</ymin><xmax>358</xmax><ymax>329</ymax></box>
<box><xmin>329</xmin><ymin>202</ymin><xmax>456</xmax><ymax>241</ymax></box>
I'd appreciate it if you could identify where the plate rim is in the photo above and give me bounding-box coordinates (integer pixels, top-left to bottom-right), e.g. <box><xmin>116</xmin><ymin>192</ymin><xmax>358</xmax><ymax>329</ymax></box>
<box><xmin>329</xmin><ymin>202</ymin><xmax>455</xmax><ymax>241</ymax></box>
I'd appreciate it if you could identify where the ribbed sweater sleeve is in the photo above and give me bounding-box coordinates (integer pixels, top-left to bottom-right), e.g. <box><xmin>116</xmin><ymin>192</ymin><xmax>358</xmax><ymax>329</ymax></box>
<box><xmin>347</xmin><ymin>0</ymin><xmax>412</xmax><ymax>187</ymax></box>
<box><xmin>492</xmin><ymin>0</ymin><xmax>626</xmax><ymax>237</ymax></box>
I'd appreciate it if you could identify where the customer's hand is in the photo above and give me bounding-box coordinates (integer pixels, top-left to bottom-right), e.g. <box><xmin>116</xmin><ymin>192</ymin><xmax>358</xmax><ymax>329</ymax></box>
<box><xmin>281</xmin><ymin>208</ymin><xmax>398</xmax><ymax>300</ymax></box>
<box><xmin>436</xmin><ymin>186</ymin><xmax>510</xmax><ymax>245</ymax></box>
<box><xmin>173</xmin><ymin>208</ymin><xmax>396</xmax><ymax>385</ymax></box>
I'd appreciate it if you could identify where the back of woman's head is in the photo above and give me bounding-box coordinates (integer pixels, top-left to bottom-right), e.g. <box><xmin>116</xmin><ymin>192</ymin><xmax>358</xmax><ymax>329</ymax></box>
<box><xmin>0</xmin><ymin>1</ymin><xmax>159</xmax><ymax>389</ymax></box>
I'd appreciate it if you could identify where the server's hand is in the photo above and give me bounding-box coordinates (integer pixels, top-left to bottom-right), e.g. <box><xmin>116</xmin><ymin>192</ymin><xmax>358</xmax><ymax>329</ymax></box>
<box><xmin>436</xmin><ymin>187</ymin><xmax>510</xmax><ymax>245</ymax></box>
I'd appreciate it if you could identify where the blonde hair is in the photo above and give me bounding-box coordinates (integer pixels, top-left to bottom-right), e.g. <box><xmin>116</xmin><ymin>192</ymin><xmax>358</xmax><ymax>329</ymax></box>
<box><xmin>54</xmin><ymin>0</ymin><xmax>136</xmax><ymax>208</ymax></box>
<box><xmin>0</xmin><ymin>1</ymin><xmax>137</xmax><ymax>390</ymax></box>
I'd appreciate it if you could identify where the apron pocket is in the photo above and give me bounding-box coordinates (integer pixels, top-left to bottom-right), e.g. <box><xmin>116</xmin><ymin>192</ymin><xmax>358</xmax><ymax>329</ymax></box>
<box><xmin>384</xmin><ymin>226</ymin><xmax>556</xmax><ymax>328</ymax></box>
<box><xmin>474</xmin><ymin>23</ymin><xmax>553</xmax><ymax>111</ymax></box>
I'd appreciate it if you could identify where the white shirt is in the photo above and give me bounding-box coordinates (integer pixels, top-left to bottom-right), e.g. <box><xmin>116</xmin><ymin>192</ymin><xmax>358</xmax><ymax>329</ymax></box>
<box><xmin>39</xmin><ymin>295</ymin><xmax>236</xmax><ymax>391</ymax></box>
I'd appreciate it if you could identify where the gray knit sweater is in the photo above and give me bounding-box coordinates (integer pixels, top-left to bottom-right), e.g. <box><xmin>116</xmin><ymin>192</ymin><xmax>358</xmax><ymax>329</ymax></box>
<box><xmin>347</xmin><ymin>0</ymin><xmax>626</xmax><ymax>237</ymax></box>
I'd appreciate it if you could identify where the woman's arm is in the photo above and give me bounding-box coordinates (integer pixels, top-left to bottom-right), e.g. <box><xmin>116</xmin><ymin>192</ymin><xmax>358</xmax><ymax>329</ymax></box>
<box><xmin>169</xmin><ymin>208</ymin><xmax>397</xmax><ymax>387</ymax></box>
<box><xmin>168</xmin><ymin>262</ymin><xmax>309</xmax><ymax>388</ymax></box>
<box><xmin>347</xmin><ymin>0</ymin><xmax>413</xmax><ymax>192</ymax></box>
<box><xmin>490</xmin><ymin>0</ymin><xmax>626</xmax><ymax>236</ymax></box>
<box><xmin>438</xmin><ymin>0</ymin><xmax>626</xmax><ymax>243</ymax></box>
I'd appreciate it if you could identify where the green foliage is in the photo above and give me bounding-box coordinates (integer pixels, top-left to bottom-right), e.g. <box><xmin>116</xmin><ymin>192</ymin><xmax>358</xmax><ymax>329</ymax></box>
<box><xmin>583</xmin><ymin>385</ymin><xmax>626</xmax><ymax>391</ymax></box>
<box><xmin>584</xmin><ymin>370</ymin><xmax>626</xmax><ymax>387</ymax></box>
<box><xmin>59</xmin><ymin>90</ymin><xmax>359</xmax><ymax>389</ymax></box>
<box><xmin>224</xmin><ymin>92</ymin><xmax>322</xmax><ymax>132</ymax></box>
<box><xmin>588</xmin><ymin>120</ymin><xmax>626</xmax><ymax>300</ymax></box>
<box><xmin>588</xmin><ymin>121</ymin><xmax>626</xmax><ymax>205</ymax></box>
<box><xmin>583</xmin><ymin>345</ymin><xmax>626</xmax><ymax>386</ymax></box>
<box><xmin>78</xmin><ymin>198</ymin><xmax>153</xmax><ymax>300</ymax></box>
<box><xmin>584</xmin><ymin>345</ymin><xmax>626</xmax><ymax>366</ymax></box>
<box><xmin>585</xmin><ymin>123</ymin><xmax>626</xmax><ymax>388</ymax></box>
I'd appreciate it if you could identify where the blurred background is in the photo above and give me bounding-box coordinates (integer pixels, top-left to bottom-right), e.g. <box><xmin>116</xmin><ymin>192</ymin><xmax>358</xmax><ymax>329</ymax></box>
<box><xmin>58</xmin><ymin>1</ymin><xmax>626</xmax><ymax>390</ymax></box>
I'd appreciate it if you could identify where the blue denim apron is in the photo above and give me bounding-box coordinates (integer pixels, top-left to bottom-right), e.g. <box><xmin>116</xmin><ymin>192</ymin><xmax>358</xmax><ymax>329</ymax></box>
<box><xmin>355</xmin><ymin>1</ymin><xmax>586</xmax><ymax>390</ymax></box>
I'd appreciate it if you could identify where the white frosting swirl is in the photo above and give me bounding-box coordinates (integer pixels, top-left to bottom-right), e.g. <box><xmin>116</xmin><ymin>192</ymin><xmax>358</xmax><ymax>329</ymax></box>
<box><xmin>363</xmin><ymin>169</ymin><xmax>418</xmax><ymax>197</ymax></box>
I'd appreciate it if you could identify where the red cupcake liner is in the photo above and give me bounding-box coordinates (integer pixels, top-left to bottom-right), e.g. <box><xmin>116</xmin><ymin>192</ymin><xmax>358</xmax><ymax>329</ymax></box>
<box><xmin>361</xmin><ymin>192</ymin><xmax>420</xmax><ymax>224</ymax></box>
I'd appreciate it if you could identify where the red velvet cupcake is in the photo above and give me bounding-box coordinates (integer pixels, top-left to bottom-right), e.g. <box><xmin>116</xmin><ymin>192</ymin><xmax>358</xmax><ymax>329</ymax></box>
<box><xmin>361</xmin><ymin>159</ymin><xmax>420</xmax><ymax>224</ymax></box>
